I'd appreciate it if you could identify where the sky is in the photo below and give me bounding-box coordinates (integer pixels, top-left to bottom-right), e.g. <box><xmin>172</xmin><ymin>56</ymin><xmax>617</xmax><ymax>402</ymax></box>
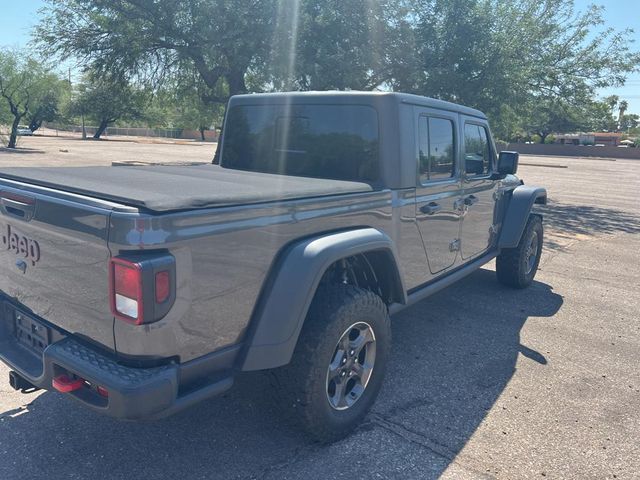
<box><xmin>1</xmin><ymin>0</ymin><xmax>639</xmax><ymax>113</ymax></box>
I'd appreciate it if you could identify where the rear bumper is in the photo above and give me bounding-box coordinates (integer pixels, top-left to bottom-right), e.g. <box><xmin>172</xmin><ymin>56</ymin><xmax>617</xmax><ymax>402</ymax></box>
<box><xmin>48</xmin><ymin>338</ymin><xmax>180</xmax><ymax>419</ymax></box>
<box><xmin>1</xmin><ymin>333</ymin><xmax>234</xmax><ymax>421</ymax></box>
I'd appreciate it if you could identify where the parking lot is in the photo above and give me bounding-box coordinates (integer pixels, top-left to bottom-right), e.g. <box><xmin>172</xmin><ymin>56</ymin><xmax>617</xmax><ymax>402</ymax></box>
<box><xmin>1</xmin><ymin>136</ymin><xmax>639</xmax><ymax>479</ymax></box>
<box><xmin>0</xmin><ymin>132</ymin><xmax>214</xmax><ymax>167</ymax></box>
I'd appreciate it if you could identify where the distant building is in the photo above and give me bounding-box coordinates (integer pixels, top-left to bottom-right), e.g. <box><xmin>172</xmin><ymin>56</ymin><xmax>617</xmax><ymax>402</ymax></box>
<box><xmin>591</xmin><ymin>133</ymin><xmax>623</xmax><ymax>146</ymax></box>
<box><xmin>554</xmin><ymin>132</ymin><xmax>623</xmax><ymax>146</ymax></box>
<box><xmin>554</xmin><ymin>134</ymin><xmax>588</xmax><ymax>145</ymax></box>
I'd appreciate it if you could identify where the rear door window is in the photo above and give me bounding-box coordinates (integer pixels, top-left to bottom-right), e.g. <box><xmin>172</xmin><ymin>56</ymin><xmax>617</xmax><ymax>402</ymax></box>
<box><xmin>418</xmin><ymin>116</ymin><xmax>456</xmax><ymax>183</ymax></box>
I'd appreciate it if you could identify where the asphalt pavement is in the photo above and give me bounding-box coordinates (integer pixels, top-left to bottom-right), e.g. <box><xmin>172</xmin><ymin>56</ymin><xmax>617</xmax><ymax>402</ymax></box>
<box><xmin>0</xmin><ymin>154</ymin><xmax>638</xmax><ymax>479</ymax></box>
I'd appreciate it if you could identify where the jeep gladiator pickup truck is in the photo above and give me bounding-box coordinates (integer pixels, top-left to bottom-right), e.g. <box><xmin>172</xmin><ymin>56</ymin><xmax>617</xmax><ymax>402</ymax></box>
<box><xmin>0</xmin><ymin>92</ymin><xmax>546</xmax><ymax>441</ymax></box>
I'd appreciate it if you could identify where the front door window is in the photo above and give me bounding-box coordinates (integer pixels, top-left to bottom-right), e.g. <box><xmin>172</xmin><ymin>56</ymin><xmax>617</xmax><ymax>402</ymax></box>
<box><xmin>464</xmin><ymin>124</ymin><xmax>491</xmax><ymax>176</ymax></box>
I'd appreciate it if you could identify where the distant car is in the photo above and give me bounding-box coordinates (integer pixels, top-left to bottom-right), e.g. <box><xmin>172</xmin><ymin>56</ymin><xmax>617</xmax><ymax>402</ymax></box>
<box><xmin>594</xmin><ymin>144</ymin><xmax>605</xmax><ymax>147</ymax></box>
<box><xmin>16</xmin><ymin>126</ymin><xmax>33</xmax><ymax>136</ymax></box>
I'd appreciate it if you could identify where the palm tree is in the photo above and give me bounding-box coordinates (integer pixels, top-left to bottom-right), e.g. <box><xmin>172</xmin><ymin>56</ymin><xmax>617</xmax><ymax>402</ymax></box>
<box><xmin>618</xmin><ymin>100</ymin><xmax>628</xmax><ymax>132</ymax></box>
<box><xmin>605</xmin><ymin>95</ymin><xmax>619</xmax><ymax>115</ymax></box>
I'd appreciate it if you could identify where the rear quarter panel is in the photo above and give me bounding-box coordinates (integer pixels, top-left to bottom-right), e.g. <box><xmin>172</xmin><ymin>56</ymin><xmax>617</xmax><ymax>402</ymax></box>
<box><xmin>108</xmin><ymin>191</ymin><xmax>397</xmax><ymax>362</ymax></box>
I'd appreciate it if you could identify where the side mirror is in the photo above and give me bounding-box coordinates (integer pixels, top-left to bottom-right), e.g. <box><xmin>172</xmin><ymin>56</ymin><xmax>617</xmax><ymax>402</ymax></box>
<box><xmin>498</xmin><ymin>151</ymin><xmax>519</xmax><ymax>175</ymax></box>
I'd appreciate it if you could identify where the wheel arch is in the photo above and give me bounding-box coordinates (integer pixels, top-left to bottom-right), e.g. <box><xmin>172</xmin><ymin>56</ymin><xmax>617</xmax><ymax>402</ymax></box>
<box><xmin>240</xmin><ymin>228</ymin><xmax>406</xmax><ymax>371</ymax></box>
<box><xmin>498</xmin><ymin>185</ymin><xmax>547</xmax><ymax>249</ymax></box>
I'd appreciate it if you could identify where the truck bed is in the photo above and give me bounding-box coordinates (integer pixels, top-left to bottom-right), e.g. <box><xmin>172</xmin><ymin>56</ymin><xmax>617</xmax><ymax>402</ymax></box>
<box><xmin>0</xmin><ymin>165</ymin><xmax>375</xmax><ymax>212</ymax></box>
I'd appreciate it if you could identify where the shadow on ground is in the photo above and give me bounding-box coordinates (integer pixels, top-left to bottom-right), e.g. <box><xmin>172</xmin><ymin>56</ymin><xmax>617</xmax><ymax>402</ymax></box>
<box><xmin>0</xmin><ymin>269</ymin><xmax>563</xmax><ymax>479</ymax></box>
<box><xmin>0</xmin><ymin>147</ymin><xmax>45</xmax><ymax>155</ymax></box>
<box><xmin>535</xmin><ymin>200</ymin><xmax>640</xmax><ymax>250</ymax></box>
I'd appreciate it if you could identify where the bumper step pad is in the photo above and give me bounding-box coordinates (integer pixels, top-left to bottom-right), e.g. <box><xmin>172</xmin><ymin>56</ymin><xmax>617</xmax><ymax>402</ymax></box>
<box><xmin>45</xmin><ymin>338</ymin><xmax>179</xmax><ymax>419</ymax></box>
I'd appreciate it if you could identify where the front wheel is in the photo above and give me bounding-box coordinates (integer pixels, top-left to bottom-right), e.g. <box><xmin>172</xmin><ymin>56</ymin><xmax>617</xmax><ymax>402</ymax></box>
<box><xmin>496</xmin><ymin>214</ymin><xmax>543</xmax><ymax>288</ymax></box>
<box><xmin>273</xmin><ymin>285</ymin><xmax>391</xmax><ymax>443</ymax></box>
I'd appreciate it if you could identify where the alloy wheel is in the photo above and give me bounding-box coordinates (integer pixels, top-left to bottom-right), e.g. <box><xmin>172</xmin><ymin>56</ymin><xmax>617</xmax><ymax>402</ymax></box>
<box><xmin>325</xmin><ymin>321</ymin><xmax>376</xmax><ymax>411</ymax></box>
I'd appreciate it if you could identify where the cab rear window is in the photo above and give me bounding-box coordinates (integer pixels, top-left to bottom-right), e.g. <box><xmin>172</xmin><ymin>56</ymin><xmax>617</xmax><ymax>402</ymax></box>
<box><xmin>221</xmin><ymin>104</ymin><xmax>380</xmax><ymax>182</ymax></box>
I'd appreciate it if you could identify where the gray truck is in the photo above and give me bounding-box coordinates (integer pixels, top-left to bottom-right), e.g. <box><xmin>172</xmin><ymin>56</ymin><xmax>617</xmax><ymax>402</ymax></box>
<box><xmin>0</xmin><ymin>92</ymin><xmax>546</xmax><ymax>441</ymax></box>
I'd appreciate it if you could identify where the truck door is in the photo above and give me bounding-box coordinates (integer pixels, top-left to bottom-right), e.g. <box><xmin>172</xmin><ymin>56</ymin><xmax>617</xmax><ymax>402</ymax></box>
<box><xmin>459</xmin><ymin>119</ymin><xmax>500</xmax><ymax>260</ymax></box>
<box><xmin>414</xmin><ymin>109</ymin><xmax>462</xmax><ymax>275</ymax></box>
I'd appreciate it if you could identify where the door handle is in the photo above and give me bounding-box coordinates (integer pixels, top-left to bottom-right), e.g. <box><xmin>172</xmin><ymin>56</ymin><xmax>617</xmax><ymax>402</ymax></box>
<box><xmin>420</xmin><ymin>202</ymin><xmax>442</xmax><ymax>215</ymax></box>
<box><xmin>0</xmin><ymin>193</ymin><xmax>35</xmax><ymax>221</ymax></box>
<box><xmin>464</xmin><ymin>194</ymin><xmax>479</xmax><ymax>206</ymax></box>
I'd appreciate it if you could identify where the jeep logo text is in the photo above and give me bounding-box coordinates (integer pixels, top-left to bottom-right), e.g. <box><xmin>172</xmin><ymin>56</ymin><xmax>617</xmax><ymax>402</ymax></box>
<box><xmin>2</xmin><ymin>225</ymin><xmax>41</xmax><ymax>266</ymax></box>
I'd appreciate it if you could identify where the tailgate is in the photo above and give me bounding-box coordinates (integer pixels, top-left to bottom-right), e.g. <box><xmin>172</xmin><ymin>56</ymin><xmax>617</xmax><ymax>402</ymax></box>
<box><xmin>0</xmin><ymin>186</ymin><xmax>115</xmax><ymax>351</ymax></box>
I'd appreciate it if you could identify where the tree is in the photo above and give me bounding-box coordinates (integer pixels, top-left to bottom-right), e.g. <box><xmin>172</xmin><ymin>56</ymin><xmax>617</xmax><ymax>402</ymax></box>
<box><xmin>68</xmin><ymin>76</ymin><xmax>146</xmax><ymax>139</ymax></box>
<box><xmin>267</xmin><ymin>1</ymin><xmax>391</xmax><ymax>91</ymax></box>
<box><xmin>395</xmin><ymin>1</ymin><xmax>640</xmax><ymax>138</ymax></box>
<box><xmin>0</xmin><ymin>92</ymin><xmax>11</xmax><ymax>125</ymax></box>
<box><xmin>34</xmin><ymin>0</ymin><xmax>640</xmax><ymax>142</ymax></box>
<box><xmin>175</xmin><ymin>91</ymin><xmax>223</xmax><ymax>141</ymax></box>
<box><xmin>141</xmin><ymin>65</ymin><xmax>225</xmax><ymax>139</ymax></box>
<box><xmin>605</xmin><ymin>95</ymin><xmax>619</xmax><ymax>115</ymax></box>
<box><xmin>151</xmin><ymin>81</ymin><xmax>224</xmax><ymax>140</ymax></box>
<box><xmin>618</xmin><ymin>100</ymin><xmax>628</xmax><ymax>131</ymax></box>
<box><xmin>583</xmin><ymin>100</ymin><xmax>617</xmax><ymax>132</ymax></box>
<box><xmin>26</xmin><ymin>73</ymin><xmax>69</xmax><ymax>132</ymax></box>
<box><xmin>0</xmin><ymin>51</ymin><xmax>36</xmax><ymax>148</ymax></box>
<box><xmin>0</xmin><ymin>50</ymin><xmax>68</xmax><ymax>148</ymax></box>
<box><xmin>36</xmin><ymin>1</ymin><xmax>402</xmax><ymax>103</ymax></box>
<box><xmin>36</xmin><ymin>0</ymin><xmax>277</xmax><ymax>105</ymax></box>
<box><xmin>620</xmin><ymin>113</ymin><xmax>639</xmax><ymax>132</ymax></box>
<box><xmin>524</xmin><ymin>97</ymin><xmax>634</xmax><ymax>140</ymax></box>
<box><xmin>524</xmin><ymin>100</ymin><xmax>587</xmax><ymax>143</ymax></box>
<box><xmin>26</xmin><ymin>91</ymin><xmax>58</xmax><ymax>132</ymax></box>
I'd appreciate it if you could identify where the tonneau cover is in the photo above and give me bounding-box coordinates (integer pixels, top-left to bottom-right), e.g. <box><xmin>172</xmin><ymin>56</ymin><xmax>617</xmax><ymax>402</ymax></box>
<box><xmin>0</xmin><ymin>164</ymin><xmax>375</xmax><ymax>211</ymax></box>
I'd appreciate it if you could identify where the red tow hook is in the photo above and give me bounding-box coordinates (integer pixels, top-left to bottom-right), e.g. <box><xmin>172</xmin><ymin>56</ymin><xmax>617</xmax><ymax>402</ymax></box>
<box><xmin>52</xmin><ymin>374</ymin><xmax>84</xmax><ymax>393</ymax></box>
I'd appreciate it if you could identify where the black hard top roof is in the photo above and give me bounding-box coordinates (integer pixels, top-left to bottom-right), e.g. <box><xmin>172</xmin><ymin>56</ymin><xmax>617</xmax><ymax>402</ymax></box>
<box><xmin>229</xmin><ymin>91</ymin><xmax>487</xmax><ymax>120</ymax></box>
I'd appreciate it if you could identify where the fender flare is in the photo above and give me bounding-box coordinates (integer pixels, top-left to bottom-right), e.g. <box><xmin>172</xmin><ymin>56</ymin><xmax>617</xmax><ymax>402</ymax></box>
<box><xmin>241</xmin><ymin>228</ymin><xmax>406</xmax><ymax>371</ymax></box>
<box><xmin>498</xmin><ymin>185</ymin><xmax>547</xmax><ymax>249</ymax></box>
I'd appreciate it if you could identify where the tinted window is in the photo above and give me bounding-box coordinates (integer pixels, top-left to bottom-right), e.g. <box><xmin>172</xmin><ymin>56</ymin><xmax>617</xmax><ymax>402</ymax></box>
<box><xmin>221</xmin><ymin>105</ymin><xmax>379</xmax><ymax>182</ymax></box>
<box><xmin>464</xmin><ymin>124</ymin><xmax>492</xmax><ymax>176</ymax></box>
<box><xmin>418</xmin><ymin>116</ymin><xmax>455</xmax><ymax>183</ymax></box>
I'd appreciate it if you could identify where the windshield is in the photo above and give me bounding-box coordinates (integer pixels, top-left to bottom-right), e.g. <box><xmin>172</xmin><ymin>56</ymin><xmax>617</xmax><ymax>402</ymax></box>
<box><xmin>221</xmin><ymin>104</ymin><xmax>379</xmax><ymax>182</ymax></box>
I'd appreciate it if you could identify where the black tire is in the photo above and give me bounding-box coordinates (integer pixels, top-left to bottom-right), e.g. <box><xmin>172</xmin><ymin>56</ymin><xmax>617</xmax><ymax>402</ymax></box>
<box><xmin>272</xmin><ymin>285</ymin><xmax>391</xmax><ymax>443</ymax></box>
<box><xmin>496</xmin><ymin>214</ymin><xmax>543</xmax><ymax>288</ymax></box>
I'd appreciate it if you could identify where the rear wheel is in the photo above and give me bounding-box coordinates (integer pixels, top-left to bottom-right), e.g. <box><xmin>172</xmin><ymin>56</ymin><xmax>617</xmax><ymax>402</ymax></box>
<box><xmin>496</xmin><ymin>214</ymin><xmax>543</xmax><ymax>288</ymax></box>
<box><xmin>273</xmin><ymin>285</ymin><xmax>391</xmax><ymax>443</ymax></box>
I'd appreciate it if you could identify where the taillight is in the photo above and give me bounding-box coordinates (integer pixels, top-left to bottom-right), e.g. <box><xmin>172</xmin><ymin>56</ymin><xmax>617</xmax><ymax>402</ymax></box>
<box><xmin>110</xmin><ymin>258</ymin><xmax>143</xmax><ymax>323</ymax></box>
<box><xmin>155</xmin><ymin>271</ymin><xmax>170</xmax><ymax>303</ymax></box>
<box><xmin>109</xmin><ymin>253</ymin><xmax>175</xmax><ymax>325</ymax></box>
